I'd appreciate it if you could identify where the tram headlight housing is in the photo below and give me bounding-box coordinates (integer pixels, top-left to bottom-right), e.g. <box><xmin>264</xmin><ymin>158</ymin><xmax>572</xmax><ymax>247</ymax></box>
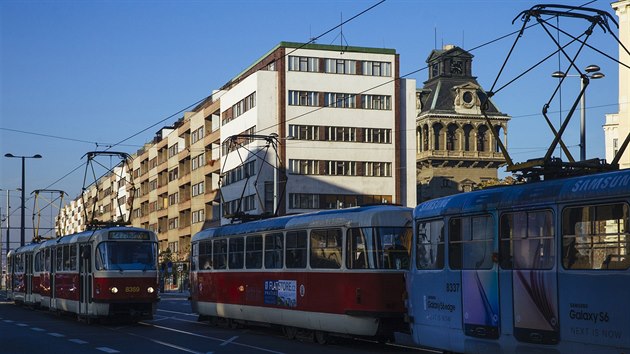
<box><xmin>147</xmin><ymin>287</ymin><xmax>155</xmax><ymax>294</ymax></box>
<box><xmin>110</xmin><ymin>286</ymin><xmax>119</xmax><ymax>294</ymax></box>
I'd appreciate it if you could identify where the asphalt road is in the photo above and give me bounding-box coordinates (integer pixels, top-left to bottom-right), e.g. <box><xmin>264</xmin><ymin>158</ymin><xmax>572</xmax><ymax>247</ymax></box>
<box><xmin>0</xmin><ymin>291</ymin><xmax>436</xmax><ymax>354</ymax></box>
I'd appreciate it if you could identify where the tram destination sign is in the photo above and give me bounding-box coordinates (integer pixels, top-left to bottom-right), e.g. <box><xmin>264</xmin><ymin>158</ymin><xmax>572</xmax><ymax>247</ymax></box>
<box><xmin>109</xmin><ymin>231</ymin><xmax>151</xmax><ymax>240</ymax></box>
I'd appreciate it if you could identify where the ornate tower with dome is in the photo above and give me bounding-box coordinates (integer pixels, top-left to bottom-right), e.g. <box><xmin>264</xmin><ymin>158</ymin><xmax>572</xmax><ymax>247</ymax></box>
<box><xmin>415</xmin><ymin>45</ymin><xmax>510</xmax><ymax>202</ymax></box>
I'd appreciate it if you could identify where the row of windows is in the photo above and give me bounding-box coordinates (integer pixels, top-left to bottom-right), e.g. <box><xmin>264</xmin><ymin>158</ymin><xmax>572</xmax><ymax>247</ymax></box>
<box><xmin>16</xmin><ymin>245</ymin><xmax>80</xmax><ymax>273</ymax></box>
<box><xmin>191</xmin><ymin>153</ymin><xmax>205</xmax><ymax>171</ymax></box>
<box><xmin>221</xmin><ymin>126</ymin><xmax>256</xmax><ymax>155</ymax></box>
<box><xmin>288</xmin><ymin>124</ymin><xmax>391</xmax><ymax>144</ymax></box>
<box><xmin>289</xmin><ymin>193</ymin><xmax>392</xmax><ymax>210</ymax></box>
<box><xmin>416</xmin><ymin>203</ymin><xmax>628</xmax><ymax>271</ymax></box>
<box><xmin>288</xmin><ymin>91</ymin><xmax>392</xmax><ymax>110</ymax></box>
<box><xmin>288</xmin><ymin>159</ymin><xmax>392</xmax><ymax>177</ymax></box>
<box><xmin>192</xmin><ymin>182</ymin><xmax>205</xmax><ymax>197</ymax></box>
<box><xmin>222</xmin><ymin>92</ymin><xmax>256</xmax><ymax>125</ymax></box>
<box><xmin>221</xmin><ymin>160</ymin><xmax>256</xmax><ymax>187</ymax></box>
<box><xmin>192</xmin><ymin>209</ymin><xmax>205</xmax><ymax>224</ymax></box>
<box><xmin>223</xmin><ymin>195</ymin><xmax>256</xmax><ymax>216</ymax></box>
<box><xmin>287</xmin><ymin>56</ymin><xmax>392</xmax><ymax>77</ymax></box>
<box><xmin>168</xmin><ymin>217</ymin><xmax>179</xmax><ymax>230</ymax></box>
<box><xmin>191</xmin><ymin>225</ymin><xmax>410</xmax><ymax>271</ymax></box>
<box><xmin>168</xmin><ymin>168</ymin><xmax>178</xmax><ymax>182</ymax></box>
<box><xmin>191</xmin><ymin>126</ymin><xmax>205</xmax><ymax>145</ymax></box>
<box><xmin>168</xmin><ymin>143</ymin><xmax>179</xmax><ymax>158</ymax></box>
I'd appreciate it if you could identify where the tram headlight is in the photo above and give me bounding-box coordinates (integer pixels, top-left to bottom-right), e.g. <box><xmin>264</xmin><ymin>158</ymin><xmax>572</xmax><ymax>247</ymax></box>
<box><xmin>110</xmin><ymin>286</ymin><xmax>119</xmax><ymax>294</ymax></box>
<box><xmin>147</xmin><ymin>287</ymin><xmax>155</xmax><ymax>294</ymax></box>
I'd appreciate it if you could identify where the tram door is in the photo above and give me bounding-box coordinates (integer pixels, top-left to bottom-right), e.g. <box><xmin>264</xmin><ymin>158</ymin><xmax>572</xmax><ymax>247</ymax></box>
<box><xmin>457</xmin><ymin>215</ymin><xmax>500</xmax><ymax>339</ymax></box>
<box><xmin>25</xmin><ymin>253</ymin><xmax>33</xmax><ymax>303</ymax></box>
<box><xmin>79</xmin><ymin>244</ymin><xmax>92</xmax><ymax>317</ymax></box>
<box><xmin>50</xmin><ymin>247</ymin><xmax>56</xmax><ymax>310</ymax></box>
<box><xmin>507</xmin><ymin>210</ymin><xmax>558</xmax><ymax>345</ymax></box>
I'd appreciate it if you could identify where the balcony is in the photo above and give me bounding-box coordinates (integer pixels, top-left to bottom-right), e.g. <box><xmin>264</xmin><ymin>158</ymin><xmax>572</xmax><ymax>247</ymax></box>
<box><xmin>416</xmin><ymin>150</ymin><xmax>505</xmax><ymax>161</ymax></box>
<box><xmin>178</xmin><ymin>198</ymin><xmax>191</xmax><ymax>211</ymax></box>
<box><xmin>204</xmin><ymin>129</ymin><xmax>220</xmax><ymax>146</ymax></box>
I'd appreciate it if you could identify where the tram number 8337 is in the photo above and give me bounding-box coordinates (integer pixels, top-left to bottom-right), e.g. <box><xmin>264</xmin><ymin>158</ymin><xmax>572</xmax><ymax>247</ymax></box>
<box><xmin>446</xmin><ymin>283</ymin><xmax>460</xmax><ymax>293</ymax></box>
<box><xmin>125</xmin><ymin>286</ymin><xmax>141</xmax><ymax>293</ymax></box>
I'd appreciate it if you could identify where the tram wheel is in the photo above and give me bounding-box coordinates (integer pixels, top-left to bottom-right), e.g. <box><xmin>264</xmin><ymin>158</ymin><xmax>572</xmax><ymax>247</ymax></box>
<box><xmin>282</xmin><ymin>326</ymin><xmax>297</xmax><ymax>340</ymax></box>
<box><xmin>314</xmin><ymin>331</ymin><xmax>328</xmax><ymax>345</ymax></box>
<box><xmin>227</xmin><ymin>319</ymin><xmax>239</xmax><ymax>329</ymax></box>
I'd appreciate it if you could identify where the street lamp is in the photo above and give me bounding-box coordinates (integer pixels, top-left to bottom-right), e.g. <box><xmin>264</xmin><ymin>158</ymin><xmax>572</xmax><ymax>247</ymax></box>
<box><xmin>552</xmin><ymin>64</ymin><xmax>605</xmax><ymax>161</ymax></box>
<box><xmin>0</xmin><ymin>187</ymin><xmax>20</xmax><ymax>289</ymax></box>
<box><xmin>4</xmin><ymin>153</ymin><xmax>42</xmax><ymax>246</ymax></box>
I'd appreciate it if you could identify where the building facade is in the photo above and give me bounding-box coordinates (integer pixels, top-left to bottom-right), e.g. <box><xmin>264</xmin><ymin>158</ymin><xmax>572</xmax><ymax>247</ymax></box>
<box><xmin>57</xmin><ymin>42</ymin><xmax>417</xmax><ymax>276</ymax></box>
<box><xmin>605</xmin><ymin>0</ymin><xmax>630</xmax><ymax>169</ymax></box>
<box><xmin>416</xmin><ymin>45</ymin><xmax>510</xmax><ymax>202</ymax></box>
<box><xmin>218</xmin><ymin>42</ymin><xmax>416</xmax><ymax>224</ymax></box>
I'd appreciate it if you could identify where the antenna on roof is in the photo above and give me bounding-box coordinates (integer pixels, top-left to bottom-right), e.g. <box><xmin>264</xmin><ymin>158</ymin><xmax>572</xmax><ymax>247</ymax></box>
<box><xmin>309</xmin><ymin>25</ymin><xmax>316</xmax><ymax>44</ymax></box>
<box><xmin>330</xmin><ymin>12</ymin><xmax>349</xmax><ymax>54</ymax></box>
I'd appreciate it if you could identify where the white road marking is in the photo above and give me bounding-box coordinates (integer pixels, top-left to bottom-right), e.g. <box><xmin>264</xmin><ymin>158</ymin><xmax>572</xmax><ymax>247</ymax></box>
<box><xmin>220</xmin><ymin>336</ymin><xmax>238</xmax><ymax>346</ymax></box>
<box><xmin>3</xmin><ymin>319</ymin><xmax>14</xmax><ymax>323</ymax></box>
<box><xmin>124</xmin><ymin>330</ymin><xmax>203</xmax><ymax>354</ymax></box>
<box><xmin>157</xmin><ymin>309</ymin><xmax>197</xmax><ymax>317</ymax></box>
<box><xmin>31</xmin><ymin>327</ymin><xmax>46</xmax><ymax>331</ymax></box>
<box><xmin>16</xmin><ymin>323</ymin><xmax>28</xmax><ymax>327</ymax></box>
<box><xmin>96</xmin><ymin>347</ymin><xmax>120</xmax><ymax>353</ymax></box>
<box><xmin>69</xmin><ymin>339</ymin><xmax>88</xmax><ymax>344</ymax></box>
<box><xmin>138</xmin><ymin>322</ymin><xmax>285</xmax><ymax>354</ymax></box>
<box><xmin>48</xmin><ymin>332</ymin><xmax>65</xmax><ymax>337</ymax></box>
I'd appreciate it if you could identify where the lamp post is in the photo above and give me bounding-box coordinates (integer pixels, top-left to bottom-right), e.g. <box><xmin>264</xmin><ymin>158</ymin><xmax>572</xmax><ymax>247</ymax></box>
<box><xmin>0</xmin><ymin>187</ymin><xmax>20</xmax><ymax>289</ymax></box>
<box><xmin>552</xmin><ymin>65</ymin><xmax>605</xmax><ymax>161</ymax></box>
<box><xmin>4</xmin><ymin>153</ymin><xmax>42</xmax><ymax>246</ymax></box>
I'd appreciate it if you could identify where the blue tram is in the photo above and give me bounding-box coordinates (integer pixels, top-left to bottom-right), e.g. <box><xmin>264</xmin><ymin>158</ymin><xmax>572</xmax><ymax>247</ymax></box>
<box><xmin>406</xmin><ymin>169</ymin><xmax>629</xmax><ymax>353</ymax></box>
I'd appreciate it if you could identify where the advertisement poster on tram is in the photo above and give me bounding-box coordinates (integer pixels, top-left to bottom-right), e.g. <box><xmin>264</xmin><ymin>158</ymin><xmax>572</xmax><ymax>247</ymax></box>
<box><xmin>264</xmin><ymin>280</ymin><xmax>297</xmax><ymax>308</ymax></box>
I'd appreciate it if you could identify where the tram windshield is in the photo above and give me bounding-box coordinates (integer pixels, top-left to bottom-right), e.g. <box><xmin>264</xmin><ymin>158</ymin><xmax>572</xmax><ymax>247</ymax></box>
<box><xmin>347</xmin><ymin>227</ymin><xmax>412</xmax><ymax>270</ymax></box>
<box><xmin>96</xmin><ymin>241</ymin><xmax>157</xmax><ymax>271</ymax></box>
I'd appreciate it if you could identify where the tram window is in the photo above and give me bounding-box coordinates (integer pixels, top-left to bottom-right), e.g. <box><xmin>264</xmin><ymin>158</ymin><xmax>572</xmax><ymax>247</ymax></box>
<box><xmin>562</xmin><ymin>203</ymin><xmax>628</xmax><ymax>270</ymax></box>
<box><xmin>449</xmin><ymin>215</ymin><xmax>494</xmax><ymax>270</ymax></box>
<box><xmin>347</xmin><ymin>227</ymin><xmax>411</xmax><ymax>269</ymax></box>
<box><xmin>310</xmin><ymin>229</ymin><xmax>342</xmax><ymax>269</ymax></box>
<box><xmin>246</xmin><ymin>235</ymin><xmax>263</xmax><ymax>269</ymax></box>
<box><xmin>56</xmin><ymin>247</ymin><xmax>63</xmax><ymax>271</ymax></box>
<box><xmin>416</xmin><ymin>220</ymin><xmax>444</xmax><ymax>270</ymax></box>
<box><xmin>15</xmin><ymin>254</ymin><xmax>24</xmax><ymax>273</ymax></box>
<box><xmin>286</xmin><ymin>231</ymin><xmax>307</xmax><ymax>269</ymax></box>
<box><xmin>44</xmin><ymin>249</ymin><xmax>50</xmax><ymax>272</ymax></box>
<box><xmin>191</xmin><ymin>243</ymin><xmax>198</xmax><ymax>271</ymax></box>
<box><xmin>63</xmin><ymin>245</ymin><xmax>72</xmax><ymax>271</ymax></box>
<box><xmin>264</xmin><ymin>233</ymin><xmax>284</xmax><ymax>269</ymax></box>
<box><xmin>383</xmin><ymin>228</ymin><xmax>411</xmax><ymax>270</ymax></box>
<box><xmin>213</xmin><ymin>239</ymin><xmax>227</xmax><ymax>270</ymax></box>
<box><xmin>95</xmin><ymin>245</ymin><xmax>106</xmax><ymax>270</ymax></box>
<box><xmin>500</xmin><ymin>210</ymin><xmax>554</xmax><ymax>270</ymax></box>
<box><xmin>69</xmin><ymin>245</ymin><xmax>77</xmax><ymax>271</ymax></box>
<box><xmin>199</xmin><ymin>241</ymin><xmax>212</xmax><ymax>270</ymax></box>
<box><xmin>229</xmin><ymin>237</ymin><xmax>245</xmax><ymax>269</ymax></box>
<box><xmin>347</xmin><ymin>228</ymin><xmax>369</xmax><ymax>269</ymax></box>
<box><xmin>34</xmin><ymin>252</ymin><xmax>41</xmax><ymax>272</ymax></box>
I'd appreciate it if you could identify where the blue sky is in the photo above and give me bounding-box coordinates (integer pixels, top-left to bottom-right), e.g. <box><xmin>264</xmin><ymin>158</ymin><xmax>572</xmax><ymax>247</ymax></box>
<box><xmin>0</xmin><ymin>0</ymin><xmax>623</xmax><ymax>240</ymax></box>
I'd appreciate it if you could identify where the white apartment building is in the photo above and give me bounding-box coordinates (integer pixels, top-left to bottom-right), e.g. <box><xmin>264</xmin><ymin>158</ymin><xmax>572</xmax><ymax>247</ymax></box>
<box><xmin>605</xmin><ymin>0</ymin><xmax>630</xmax><ymax>169</ymax></box>
<box><xmin>56</xmin><ymin>42</ymin><xmax>417</xmax><ymax>264</ymax></box>
<box><xmin>218</xmin><ymin>42</ymin><xmax>416</xmax><ymax>223</ymax></box>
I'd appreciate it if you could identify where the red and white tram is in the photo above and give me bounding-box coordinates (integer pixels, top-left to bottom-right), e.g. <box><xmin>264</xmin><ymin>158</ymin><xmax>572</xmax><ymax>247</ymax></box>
<box><xmin>190</xmin><ymin>205</ymin><xmax>413</xmax><ymax>342</ymax></box>
<box><xmin>6</xmin><ymin>226</ymin><xmax>160</xmax><ymax>321</ymax></box>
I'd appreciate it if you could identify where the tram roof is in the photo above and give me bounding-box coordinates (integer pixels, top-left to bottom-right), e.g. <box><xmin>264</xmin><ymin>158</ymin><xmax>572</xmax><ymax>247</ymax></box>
<box><xmin>9</xmin><ymin>226</ymin><xmax>156</xmax><ymax>255</ymax></box>
<box><xmin>193</xmin><ymin>204</ymin><xmax>412</xmax><ymax>241</ymax></box>
<box><xmin>414</xmin><ymin>168</ymin><xmax>630</xmax><ymax>218</ymax></box>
